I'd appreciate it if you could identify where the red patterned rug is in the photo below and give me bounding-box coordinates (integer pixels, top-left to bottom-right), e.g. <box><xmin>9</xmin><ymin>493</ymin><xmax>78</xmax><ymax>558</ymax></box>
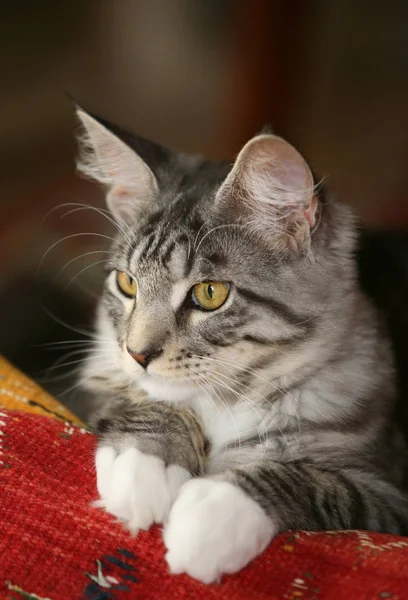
<box><xmin>1</xmin><ymin>409</ymin><xmax>408</xmax><ymax>600</ymax></box>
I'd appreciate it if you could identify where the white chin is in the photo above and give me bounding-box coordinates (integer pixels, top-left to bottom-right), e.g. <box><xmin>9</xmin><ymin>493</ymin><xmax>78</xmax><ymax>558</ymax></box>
<box><xmin>138</xmin><ymin>374</ymin><xmax>195</xmax><ymax>403</ymax></box>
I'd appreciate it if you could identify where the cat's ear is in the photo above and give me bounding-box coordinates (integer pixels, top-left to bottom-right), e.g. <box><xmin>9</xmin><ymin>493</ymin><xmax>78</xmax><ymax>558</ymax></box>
<box><xmin>75</xmin><ymin>108</ymin><xmax>159</xmax><ymax>225</ymax></box>
<box><xmin>216</xmin><ymin>134</ymin><xmax>318</xmax><ymax>253</ymax></box>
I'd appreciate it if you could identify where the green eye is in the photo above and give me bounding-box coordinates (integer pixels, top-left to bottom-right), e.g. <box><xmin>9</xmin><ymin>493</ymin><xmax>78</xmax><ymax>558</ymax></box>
<box><xmin>116</xmin><ymin>271</ymin><xmax>137</xmax><ymax>298</ymax></box>
<box><xmin>192</xmin><ymin>281</ymin><xmax>230</xmax><ymax>311</ymax></box>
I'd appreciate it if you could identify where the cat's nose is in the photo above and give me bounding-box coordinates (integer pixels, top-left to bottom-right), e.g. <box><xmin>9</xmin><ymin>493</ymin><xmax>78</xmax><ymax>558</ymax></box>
<box><xmin>127</xmin><ymin>347</ymin><xmax>162</xmax><ymax>369</ymax></box>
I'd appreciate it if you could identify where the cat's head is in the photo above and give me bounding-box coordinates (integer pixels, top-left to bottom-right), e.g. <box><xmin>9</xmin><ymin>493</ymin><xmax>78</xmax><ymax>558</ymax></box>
<box><xmin>76</xmin><ymin>108</ymin><xmax>356</xmax><ymax>404</ymax></box>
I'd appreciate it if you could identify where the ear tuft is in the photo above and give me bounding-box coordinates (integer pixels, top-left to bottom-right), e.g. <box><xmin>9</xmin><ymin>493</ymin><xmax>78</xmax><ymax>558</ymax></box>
<box><xmin>75</xmin><ymin>108</ymin><xmax>158</xmax><ymax>225</ymax></box>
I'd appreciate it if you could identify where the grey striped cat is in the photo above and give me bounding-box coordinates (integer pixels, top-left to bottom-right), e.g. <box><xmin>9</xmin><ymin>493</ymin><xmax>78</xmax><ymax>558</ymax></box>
<box><xmin>75</xmin><ymin>108</ymin><xmax>408</xmax><ymax>584</ymax></box>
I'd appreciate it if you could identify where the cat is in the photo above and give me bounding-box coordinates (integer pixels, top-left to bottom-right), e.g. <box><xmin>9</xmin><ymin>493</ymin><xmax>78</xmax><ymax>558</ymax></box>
<box><xmin>74</xmin><ymin>107</ymin><xmax>408</xmax><ymax>584</ymax></box>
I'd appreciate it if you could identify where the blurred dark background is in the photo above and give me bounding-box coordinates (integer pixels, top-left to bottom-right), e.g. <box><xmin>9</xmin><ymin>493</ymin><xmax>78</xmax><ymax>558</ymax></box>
<box><xmin>1</xmin><ymin>1</ymin><xmax>408</xmax><ymax>413</ymax></box>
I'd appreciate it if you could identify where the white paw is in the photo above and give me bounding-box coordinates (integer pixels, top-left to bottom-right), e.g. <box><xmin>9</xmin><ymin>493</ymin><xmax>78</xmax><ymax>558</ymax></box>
<box><xmin>164</xmin><ymin>478</ymin><xmax>276</xmax><ymax>584</ymax></box>
<box><xmin>95</xmin><ymin>445</ymin><xmax>191</xmax><ymax>534</ymax></box>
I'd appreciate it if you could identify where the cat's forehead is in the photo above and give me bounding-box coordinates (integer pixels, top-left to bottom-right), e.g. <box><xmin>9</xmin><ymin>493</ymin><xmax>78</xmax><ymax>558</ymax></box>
<box><xmin>120</xmin><ymin>199</ymin><xmax>237</xmax><ymax>286</ymax></box>
<box><xmin>128</xmin><ymin>224</ymin><xmax>217</xmax><ymax>283</ymax></box>
<box><xmin>130</xmin><ymin>231</ymin><xmax>189</xmax><ymax>279</ymax></box>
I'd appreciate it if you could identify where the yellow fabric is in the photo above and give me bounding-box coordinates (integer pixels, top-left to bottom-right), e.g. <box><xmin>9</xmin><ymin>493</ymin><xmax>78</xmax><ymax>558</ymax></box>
<box><xmin>0</xmin><ymin>356</ymin><xmax>85</xmax><ymax>427</ymax></box>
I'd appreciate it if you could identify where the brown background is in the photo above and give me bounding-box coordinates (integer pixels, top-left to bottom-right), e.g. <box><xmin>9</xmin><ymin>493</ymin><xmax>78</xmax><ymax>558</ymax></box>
<box><xmin>1</xmin><ymin>1</ymin><xmax>407</xmax><ymax>402</ymax></box>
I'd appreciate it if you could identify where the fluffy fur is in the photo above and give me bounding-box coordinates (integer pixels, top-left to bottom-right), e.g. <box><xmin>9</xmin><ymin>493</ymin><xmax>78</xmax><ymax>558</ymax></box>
<box><xmin>74</xmin><ymin>109</ymin><xmax>408</xmax><ymax>584</ymax></box>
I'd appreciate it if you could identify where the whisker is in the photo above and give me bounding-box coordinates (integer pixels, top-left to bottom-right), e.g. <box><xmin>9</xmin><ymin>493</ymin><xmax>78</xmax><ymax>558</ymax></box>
<box><xmin>57</xmin><ymin>250</ymin><xmax>113</xmax><ymax>279</ymax></box>
<box><xmin>190</xmin><ymin>377</ymin><xmax>217</xmax><ymax>411</ymax></box>
<box><xmin>39</xmin><ymin>349</ymin><xmax>115</xmax><ymax>378</ymax></box>
<box><xmin>60</xmin><ymin>203</ymin><xmax>134</xmax><ymax>246</ymax></box>
<box><xmin>195</xmin><ymin>223</ymin><xmax>242</xmax><ymax>255</ymax></box>
<box><xmin>40</xmin><ymin>305</ymin><xmax>97</xmax><ymax>339</ymax></box>
<box><xmin>205</xmin><ymin>370</ymin><xmax>267</xmax><ymax>446</ymax></box>
<box><xmin>41</xmin><ymin>343</ymin><xmax>115</xmax><ymax>353</ymax></box>
<box><xmin>63</xmin><ymin>259</ymin><xmax>107</xmax><ymax>291</ymax></box>
<box><xmin>209</xmin><ymin>366</ymin><xmax>296</xmax><ymax>458</ymax></box>
<box><xmin>185</xmin><ymin>229</ymin><xmax>192</xmax><ymax>260</ymax></box>
<box><xmin>208</xmin><ymin>369</ymin><xmax>271</xmax><ymax>449</ymax></box>
<box><xmin>190</xmin><ymin>367</ymin><xmax>243</xmax><ymax>453</ymax></box>
<box><xmin>36</xmin><ymin>366</ymin><xmax>83</xmax><ymax>384</ymax></box>
<box><xmin>41</xmin><ymin>344</ymin><xmax>95</xmax><ymax>352</ymax></box>
<box><xmin>43</xmin><ymin>357</ymin><xmax>91</xmax><ymax>373</ymax></box>
<box><xmin>37</xmin><ymin>232</ymin><xmax>117</xmax><ymax>275</ymax></box>
<box><xmin>58</xmin><ymin>376</ymin><xmax>89</xmax><ymax>397</ymax></box>
<box><xmin>31</xmin><ymin>338</ymin><xmax>112</xmax><ymax>348</ymax></box>
<box><xmin>47</xmin><ymin>347</ymin><xmax>105</xmax><ymax>370</ymax></box>
<box><xmin>193</xmin><ymin>221</ymin><xmax>207</xmax><ymax>253</ymax></box>
<box><xmin>192</xmin><ymin>354</ymin><xmax>287</xmax><ymax>397</ymax></box>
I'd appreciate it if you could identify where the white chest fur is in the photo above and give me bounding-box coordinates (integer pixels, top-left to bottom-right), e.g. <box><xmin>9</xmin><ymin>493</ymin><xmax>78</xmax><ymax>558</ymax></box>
<box><xmin>188</xmin><ymin>395</ymin><xmax>267</xmax><ymax>452</ymax></box>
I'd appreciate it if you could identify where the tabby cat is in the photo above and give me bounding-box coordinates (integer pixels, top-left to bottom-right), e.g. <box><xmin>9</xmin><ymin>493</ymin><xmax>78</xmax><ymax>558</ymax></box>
<box><xmin>75</xmin><ymin>108</ymin><xmax>408</xmax><ymax>584</ymax></box>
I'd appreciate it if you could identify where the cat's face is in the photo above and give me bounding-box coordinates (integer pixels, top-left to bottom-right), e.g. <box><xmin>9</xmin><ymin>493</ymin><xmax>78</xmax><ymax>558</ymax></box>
<box><xmin>76</xmin><ymin>109</ymin><xmax>355</xmax><ymax>404</ymax></box>
<box><xmin>99</xmin><ymin>205</ymin><xmax>314</xmax><ymax>403</ymax></box>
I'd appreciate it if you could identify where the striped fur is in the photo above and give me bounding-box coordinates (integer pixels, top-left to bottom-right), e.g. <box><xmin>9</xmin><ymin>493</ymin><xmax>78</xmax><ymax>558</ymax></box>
<box><xmin>97</xmin><ymin>401</ymin><xmax>208</xmax><ymax>476</ymax></box>
<box><xmin>75</xmin><ymin>110</ymin><xmax>408</xmax><ymax>580</ymax></box>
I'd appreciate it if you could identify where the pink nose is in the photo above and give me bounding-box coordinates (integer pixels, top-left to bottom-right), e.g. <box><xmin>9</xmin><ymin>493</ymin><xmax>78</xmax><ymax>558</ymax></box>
<box><xmin>127</xmin><ymin>347</ymin><xmax>163</xmax><ymax>369</ymax></box>
<box><xmin>128</xmin><ymin>352</ymin><xmax>149</xmax><ymax>368</ymax></box>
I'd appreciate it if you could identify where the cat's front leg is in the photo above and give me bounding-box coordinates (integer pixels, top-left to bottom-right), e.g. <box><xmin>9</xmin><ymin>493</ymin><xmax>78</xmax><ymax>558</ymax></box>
<box><xmin>164</xmin><ymin>461</ymin><xmax>408</xmax><ymax>583</ymax></box>
<box><xmin>94</xmin><ymin>401</ymin><xmax>208</xmax><ymax>534</ymax></box>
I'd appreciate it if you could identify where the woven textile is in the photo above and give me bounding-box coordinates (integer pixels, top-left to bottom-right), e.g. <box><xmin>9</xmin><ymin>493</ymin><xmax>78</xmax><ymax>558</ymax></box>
<box><xmin>0</xmin><ymin>356</ymin><xmax>84</xmax><ymax>426</ymax></box>
<box><xmin>1</xmin><ymin>357</ymin><xmax>408</xmax><ymax>599</ymax></box>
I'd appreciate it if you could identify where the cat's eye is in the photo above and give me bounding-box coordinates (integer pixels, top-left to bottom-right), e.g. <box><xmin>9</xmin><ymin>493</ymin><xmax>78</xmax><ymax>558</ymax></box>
<box><xmin>116</xmin><ymin>271</ymin><xmax>137</xmax><ymax>298</ymax></box>
<box><xmin>192</xmin><ymin>281</ymin><xmax>230</xmax><ymax>311</ymax></box>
